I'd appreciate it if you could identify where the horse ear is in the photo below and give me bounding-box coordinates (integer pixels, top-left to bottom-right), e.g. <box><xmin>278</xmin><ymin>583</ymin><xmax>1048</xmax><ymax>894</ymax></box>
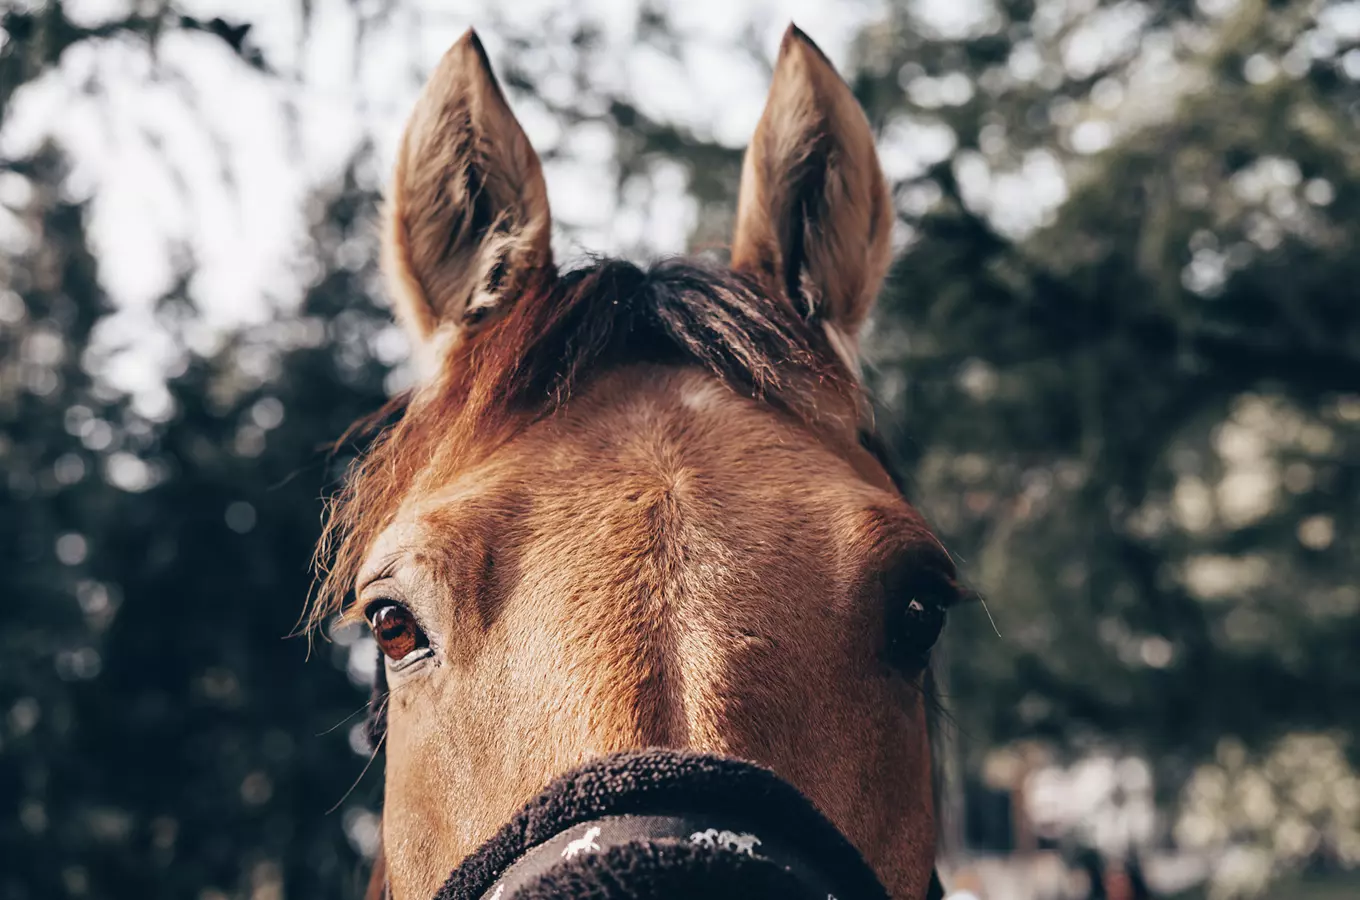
<box><xmin>731</xmin><ymin>25</ymin><xmax>893</xmax><ymax>357</ymax></box>
<box><xmin>383</xmin><ymin>29</ymin><xmax>553</xmax><ymax>372</ymax></box>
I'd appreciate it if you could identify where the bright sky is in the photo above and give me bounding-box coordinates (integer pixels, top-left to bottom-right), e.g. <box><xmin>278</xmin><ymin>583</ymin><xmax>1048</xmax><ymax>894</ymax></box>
<box><xmin>0</xmin><ymin>0</ymin><xmax>922</xmax><ymax>397</ymax></box>
<box><xmin>15</xmin><ymin>0</ymin><xmax>1329</xmax><ymax>404</ymax></box>
<box><xmin>6</xmin><ymin>0</ymin><xmax>1108</xmax><ymax>403</ymax></box>
<box><xmin>3</xmin><ymin>0</ymin><xmax>884</xmax><ymax>312</ymax></box>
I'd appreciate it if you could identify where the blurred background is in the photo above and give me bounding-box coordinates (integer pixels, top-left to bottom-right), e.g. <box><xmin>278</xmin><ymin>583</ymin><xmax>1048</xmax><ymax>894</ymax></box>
<box><xmin>1</xmin><ymin>1</ymin><xmax>1357</xmax><ymax>898</ymax></box>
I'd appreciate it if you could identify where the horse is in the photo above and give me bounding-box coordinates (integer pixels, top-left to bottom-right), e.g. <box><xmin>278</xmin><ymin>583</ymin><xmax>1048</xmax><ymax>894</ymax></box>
<box><xmin>309</xmin><ymin>23</ymin><xmax>967</xmax><ymax>900</ymax></box>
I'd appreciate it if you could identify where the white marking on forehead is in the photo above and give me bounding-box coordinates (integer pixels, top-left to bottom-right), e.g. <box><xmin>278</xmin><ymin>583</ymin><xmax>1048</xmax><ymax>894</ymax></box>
<box><xmin>678</xmin><ymin>377</ymin><xmax>729</xmax><ymax>414</ymax></box>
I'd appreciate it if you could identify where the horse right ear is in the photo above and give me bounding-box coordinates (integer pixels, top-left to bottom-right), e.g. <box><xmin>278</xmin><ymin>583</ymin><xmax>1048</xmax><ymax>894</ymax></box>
<box><xmin>383</xmin><ymin>29</ymin><xmax>553</xmax><ymax>376</ymax></box>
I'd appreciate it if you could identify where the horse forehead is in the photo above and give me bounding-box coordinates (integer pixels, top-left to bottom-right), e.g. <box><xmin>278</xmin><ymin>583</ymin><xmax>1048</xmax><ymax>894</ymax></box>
<box><xmin>517</xmin><ymin>368</ymin><xmax>862</xmax><ymax>502</ymax></box>
<box><xmin>381</xmin><ymin>367</ymin><xmax>889</xmax><ymax>574</ymax></box>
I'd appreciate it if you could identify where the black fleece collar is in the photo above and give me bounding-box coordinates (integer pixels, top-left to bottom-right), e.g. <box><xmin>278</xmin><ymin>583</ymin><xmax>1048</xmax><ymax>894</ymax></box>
<box><xmin>426</xmin><ymin>749</ymin><xmax>942</xmax><ymax>900</ymax></box>
<box><xmin>475</xmin><ymin>811</ymin><xmax>947</xmax><ymax>900</ymax></box>
<box><xmin>480</xmin><ymin>812</ymin><xmax>865</xmax><ymax>899</ymax></box>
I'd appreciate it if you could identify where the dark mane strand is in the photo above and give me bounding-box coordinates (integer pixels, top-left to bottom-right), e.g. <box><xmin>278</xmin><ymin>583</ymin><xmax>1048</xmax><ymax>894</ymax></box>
<box><xmin>489</xmin><ymin>258</ymin><xmax>846</xmax><ymax>420</ymax></box>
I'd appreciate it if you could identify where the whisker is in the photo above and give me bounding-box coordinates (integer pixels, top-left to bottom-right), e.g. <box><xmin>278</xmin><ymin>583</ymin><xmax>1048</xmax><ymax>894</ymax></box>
<box><xmin>326</xmin><ymin>691</ymin><xmax>390</xmax><ymax>816</ymax></box>
<box><xmin>977</xmin><ymin>593</ymin><xmax>1001</xmax><ymax>638</ymax></box>
<box><xmin>317</xmin><ymin>696</ymin><xmax>380</xmax><ymax>737</ymax></box>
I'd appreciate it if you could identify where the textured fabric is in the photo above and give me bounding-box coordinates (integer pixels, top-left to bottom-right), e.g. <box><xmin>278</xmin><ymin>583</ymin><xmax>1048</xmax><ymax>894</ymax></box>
<box><xmin>432</xmin><ymin>749</ymin><xmax>896</xmax><ymax>900</ymax></box>
<box><xmin>480</xmin><ymin>813</ymin><xmax>858</xmax><ymax>899</ymax></box>
<box><xmin>508</xmin><ymin>841</ymin><xmax>813</xmax><ymax>900</ymax></box>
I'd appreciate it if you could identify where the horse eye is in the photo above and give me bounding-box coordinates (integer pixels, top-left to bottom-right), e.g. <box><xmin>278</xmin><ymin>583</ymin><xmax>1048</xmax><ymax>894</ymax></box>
<box><xmin>885</xmin><ymin>592</ymin><xmax>947</xmax><ymax>674</ymax></box>
<box><xmin>366</xmin><ymin>603</ymin><xmax>427</xmax><ymax>662</ymax></box>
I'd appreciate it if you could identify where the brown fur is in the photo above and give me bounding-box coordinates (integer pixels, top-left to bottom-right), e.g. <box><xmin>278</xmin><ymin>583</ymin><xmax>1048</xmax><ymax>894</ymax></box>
<box><xmin>315</xmin><ymin>25</ymin><xmax>957</xmax><ymax>900</ymax></box>
<box><xmin>383</xmin><ymin>30</ymin><xmax>552</xmax><ymax>368</ymax></box>
<box><xmin>731</xmin><ymin>25</ymin><xmax>894</xmax><ymax>348</ymax></box>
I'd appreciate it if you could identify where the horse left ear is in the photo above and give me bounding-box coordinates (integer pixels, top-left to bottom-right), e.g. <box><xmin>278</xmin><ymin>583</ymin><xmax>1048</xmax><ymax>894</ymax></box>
<box><xmin>731</xmin><ymin>25</ymin><xmax>893</xmax><ymax>357</ymax></box>
<box><xmin>383</xmin><ymin>28</ymin><xmax>553</xmax><ymax>373</ymax></box>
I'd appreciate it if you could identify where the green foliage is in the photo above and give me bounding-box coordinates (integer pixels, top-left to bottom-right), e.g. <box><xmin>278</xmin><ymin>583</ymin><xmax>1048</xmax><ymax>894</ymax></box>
<box><xmin>0</xmin><ymin>10</ymin><xmax>395</xmax><ymax>894</ymax></box>
<box><xmin>1</xmin><ymin>143</ymin><xmax>393</xmax><ymax>896</ymax></box>
<box><xmin>853</xmin><ymin>0</ymin><xmax>1360</xmax><ymax>771</ymax></box>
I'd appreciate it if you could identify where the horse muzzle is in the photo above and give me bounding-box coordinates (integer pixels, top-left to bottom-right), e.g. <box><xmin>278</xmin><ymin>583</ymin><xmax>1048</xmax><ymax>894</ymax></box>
<box><xmin>428</xmin><ymin>749</ymin><xmax>944</xmax><ymax>900</ymax></box>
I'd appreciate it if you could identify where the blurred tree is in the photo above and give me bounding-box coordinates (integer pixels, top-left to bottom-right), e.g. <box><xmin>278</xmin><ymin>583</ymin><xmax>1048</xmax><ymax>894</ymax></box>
<box><xmin>0</xmin><ymin>141</ymin><xmax>133</xmax><ymax>900</ymax></box>
<box><xmin>0</xmin><ymin>145</ymin><xmax>396</xmax><ymax>897</ymax></box>
<box><xmin>837</xmin><ymin>0</ymin><xmax>1360</xmax><ymax>888</ymax></box>
<box><xmin>853</xmin><ymin>0</ymin><xmax>1360</xmax><ymax>766</ymax></box>
<box><xmin>1</xmin><ymin>4</ymin><xmax>394</xmax><ymax>898</ymax></box>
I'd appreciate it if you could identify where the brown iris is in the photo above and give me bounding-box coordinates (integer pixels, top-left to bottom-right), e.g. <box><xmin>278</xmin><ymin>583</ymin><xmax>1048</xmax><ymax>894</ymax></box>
<box><xmin>367</xmin><ymin>603</ymin><xmax>427</xmax><ymax>662</ymax></box>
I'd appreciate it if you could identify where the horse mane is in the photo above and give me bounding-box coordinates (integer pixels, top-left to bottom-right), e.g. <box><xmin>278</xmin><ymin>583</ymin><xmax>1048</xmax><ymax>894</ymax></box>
<box><xmin>309</xmin><ymin>256</ymin><xmax>855</xmax><ymax>632</ymax></box>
